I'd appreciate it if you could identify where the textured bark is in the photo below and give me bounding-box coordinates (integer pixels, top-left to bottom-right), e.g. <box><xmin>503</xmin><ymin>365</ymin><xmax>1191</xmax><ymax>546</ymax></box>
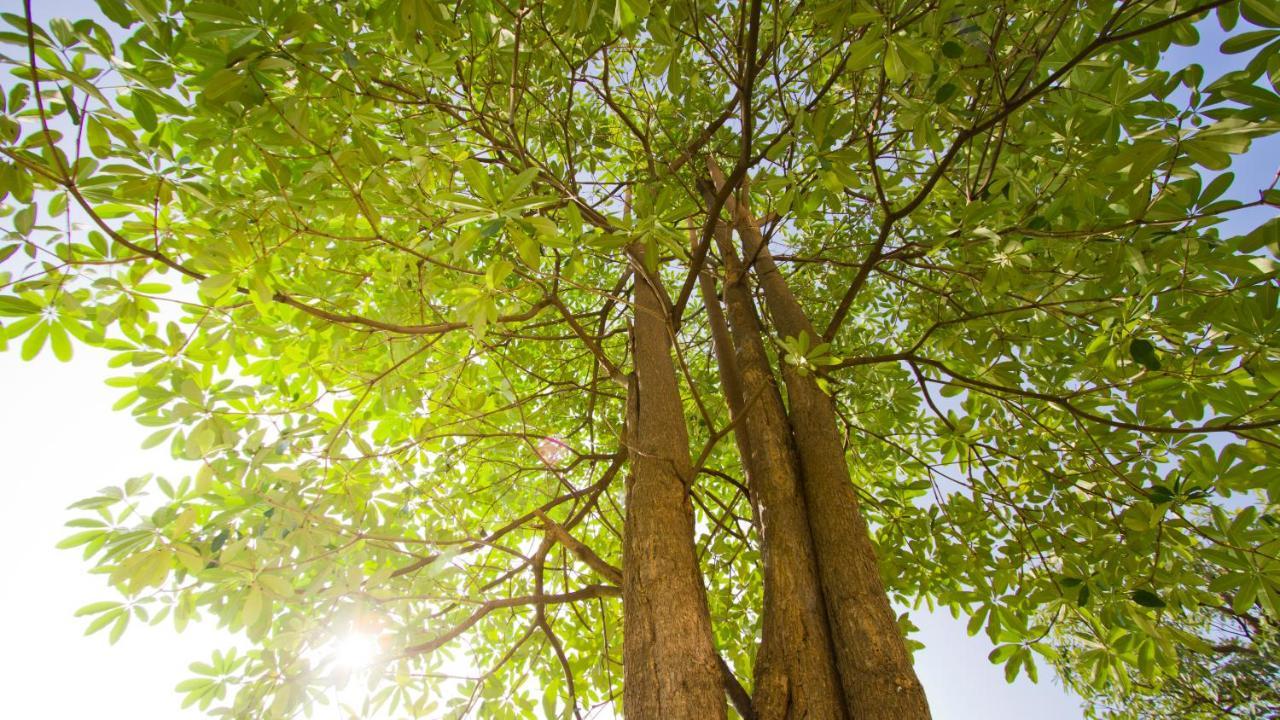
<box><xmin>709</xmin><ymin>161</ymin><xmax>932</xmax><ymax>720</ymax></box>
<box><xmin>623</xmin><ymin>251</ymin><xmax>727</xmax><ymax>720</ymax></box>
<box><xmin>697</xmin><ymin>231</ymin><xmax>761</xmax><ymax>531</ymax></box>
<box><xmin>701</xmin><ymin>222</ymin><xmax>847</xmax><ymax>720</ymax></box>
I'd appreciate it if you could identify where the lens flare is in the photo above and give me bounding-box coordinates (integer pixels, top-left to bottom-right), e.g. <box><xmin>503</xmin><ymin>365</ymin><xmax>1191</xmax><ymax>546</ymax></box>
<box><xmin>333</xmin><ymin>631</ymin><xmax>382</xmax><ymax>669</ymax></box>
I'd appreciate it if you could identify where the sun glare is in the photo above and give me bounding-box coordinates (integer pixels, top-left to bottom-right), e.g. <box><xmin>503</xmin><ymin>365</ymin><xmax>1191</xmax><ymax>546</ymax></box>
<box><xmin>333</xmin><ymin>631</ymin><xmax>382</xmax><ymax>670</ymax></box>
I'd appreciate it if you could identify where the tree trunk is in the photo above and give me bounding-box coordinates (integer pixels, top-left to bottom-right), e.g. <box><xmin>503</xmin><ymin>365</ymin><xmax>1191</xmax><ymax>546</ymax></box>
<box><xmin>697</xmin><ymin>228</ymin><xmax>761</xmax><ymax>532</ymax></box>
<box><xmin>709</xmin><ymin>160</ymin><xmax>932</xmax><ymax>720</ymax></box>
<box><xmin>623</xmin><ymin>250</ymin><xmax>727</xmax><ymax>720</ymax></box>
<box><xmin>701</xmin><ymin>222</ymin><xmax>847</xmax><ymax>720</ymax></box>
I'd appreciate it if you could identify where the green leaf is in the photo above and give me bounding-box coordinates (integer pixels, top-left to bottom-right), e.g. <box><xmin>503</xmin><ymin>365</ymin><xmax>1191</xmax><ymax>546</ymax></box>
<box><xmin>0</xmin><ymin>296</ymin><xmax>40</xmax><ymax>316</ymax></box>
<box><xmin>240</xmin><ymin>586</ymin><xmax>263</xmax><ymax>626</ymax></box>
<box><xmin>180</xmin><ymin>378</ymin><xmax>203</xmax><ymax>404</ymax></box>
<box><xmin>1129</xmin><ymin>339</ymin><xmax>1161</xmax><ymax>371</ymax></box>
<box><xmin>141</xmin><ymin>427</ymin><xmax>173</xmax><ymax>449</ymax></box>
<box><xmin>14</xmin><ymin>205</ymin><xmax>35</xmax><ymax>236</ymax></box>
<box><xmin>48</xmin><ymin>322</ymin><xmax>72</xmax><ymax>362</ymax></box>
<box><xmin>0</xmin><ymin>116</ymin><xmax>19</xmax><ymax>143</ymax></box>
<box><xmin>1183</xmin><ymin>122</ymin><xmax>1254</xmax><ymax>170</ymax></box>
<box><xmin>131</xmin><ymin>94</ymin><xmax>156</xmax><ymax>132</ymax></box>
<box><xmin>86</xmin><ymin>116</ymin><xmax>111</xmax><ymax>156</ymax></box>
<box><xmin>57</xmin><ymin>530</ymin><xmax>104</xmax><ymax>549</ymax></box>
<box><xmin>515</xmin><ymin>233</ymin><xmax>540</xmax><ymax>269</ymax></box>
<box><xmin>884</xmin><ymin>43</ymin><xmax>907</xmax><ymax>83</ymax></box>
<box><xmin>203</xmin><ymin>69</ymin><xmax>246</xmax><ymax>104</ymax></box>
<box><xmin>1242</xmin><ymin>0</ymin><xmax>1280</xmax><ymax>28</ymax></box>
<box><xmin>1233</xmin><ymin>578</ymin><xmax>1259</xmax><ymax>614</ymax></box>
<box><xmin>1131</xmin><ymin>589</ymin><xmax>1166</xmax><ymax>609</ymax></box>
<box><xmin>1220</xmin><ymin>30</ymin><xmax>1279</xmax><ymax>55</ymax></box>
<box><xmin>75</xmin><ymin>601</ymin><xmax>122</xmax><ymax>617</ymax></box>
<box><xmin>1237</xmin><ymin>216</ymin><xmax>1279</xmax><ymax>253</ymax></box>
<box><xmin>504</xmin><ymin>167</ymin><xmax>539</xmax><ymax>200</ymax></box>
<box><xmin>95</xmin><ymin>0</ymin><xmax>135</xmax><ymax>26</ymax></box>
<box><xmin>1200</xmin><ymin>171</ymin><xmax>1234</xmax><ymax>206</ymax></box>
<box><xmin>108</xmin><ymin>611</ymin><xmax>129</xmax><ymax>644</ymax></box>
<box><xmin>198</xmin><ymin>273</ymin><xmax>237</xmax><ymax>298</ymax></box>
<box><xmin>989</xmin><ymin>643</ymin><xmax>1018</xmax><ymax>664</ymax></box>
<box><xmin>20</xmin><ymin>322</ymin><xmax>47</xmax><ymax>360</ymax></box>
<box><xmin>459</xmin><ymin>159</ymin><xmax>494</xmax><ymax>203</ymax></box>
<box><xmin>1004</xmin><ymin>652</ymin><xmax>1022</xmax><ymax>683</ymax></box>
<box><xmin>84</xmin><ymin>608</ymin><xmax>121</xmax><ymax>636</ymax></box>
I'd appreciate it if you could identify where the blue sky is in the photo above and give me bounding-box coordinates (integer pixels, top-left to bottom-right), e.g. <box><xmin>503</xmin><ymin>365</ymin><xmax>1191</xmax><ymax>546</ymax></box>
<box><xmin>1</xmin><ymin>2</ymin><xmax>1275</xmax><ymax>719</ymax></box>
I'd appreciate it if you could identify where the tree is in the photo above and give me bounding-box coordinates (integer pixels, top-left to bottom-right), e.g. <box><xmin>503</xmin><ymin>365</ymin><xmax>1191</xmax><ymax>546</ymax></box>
<box><xmin>1053</xmin><ymin>571</ymin><xmax>1280</xmax><ymax>718</ymax></box>
<box><xmin>1</xmin><ymin>0</ymin><xmax>1278</xmax><ymax>717</ymax></box>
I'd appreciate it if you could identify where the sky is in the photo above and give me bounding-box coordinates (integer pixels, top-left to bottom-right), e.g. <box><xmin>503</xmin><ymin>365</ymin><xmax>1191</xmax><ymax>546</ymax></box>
<box><xmin>1</xmin><ymin>1</ymin><xmax>1276</xmax><ymax>719</ymax></box>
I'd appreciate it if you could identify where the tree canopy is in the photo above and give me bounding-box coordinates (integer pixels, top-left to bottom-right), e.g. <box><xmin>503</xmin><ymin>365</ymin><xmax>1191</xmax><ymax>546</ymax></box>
<box><xmin>1</xmin><ymin>0</ymin><xmax>1278</xmax><ymax>718</ymax></box>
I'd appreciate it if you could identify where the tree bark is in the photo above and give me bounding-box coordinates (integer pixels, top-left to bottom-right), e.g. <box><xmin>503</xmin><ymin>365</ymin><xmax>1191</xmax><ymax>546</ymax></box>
<box><xmin>623</xmin><ymin>249</ymin><xmax>727</xmax><ymax>720</ymax></box>
<box><xmin>697</xmin><ymin>227</ymin><xmax>761</xmax><ymax>532</ymax></box>
<box><xmin>709</xmin><ymin>160</ymin><xmax>932</xmax><ymax>720</ymax></box>
<box><xmin>700</xmin><ymin>221</ymin><xmax>847</xmax><ymax>720</ymax></box>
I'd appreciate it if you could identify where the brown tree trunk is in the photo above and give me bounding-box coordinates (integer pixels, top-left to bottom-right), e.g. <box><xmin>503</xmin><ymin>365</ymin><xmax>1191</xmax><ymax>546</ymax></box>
<box><xmin>700</xmin><ymin>222</ymin><xmax>847</xmax><ymax>720</ymax></box>
<box><xmin>709</xmin><ymin>161</ymin><xmax>932</xmax><ymax>720</ymax></box>
<box><xmin>623</xmin><ymin>250</ymin><xmax>727</xmax><ymax>720</ymax></box>
<box><xmin>697</xmin><ymin>228</ymin><xmax>761</xmax><ymax>532</ymax></box>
